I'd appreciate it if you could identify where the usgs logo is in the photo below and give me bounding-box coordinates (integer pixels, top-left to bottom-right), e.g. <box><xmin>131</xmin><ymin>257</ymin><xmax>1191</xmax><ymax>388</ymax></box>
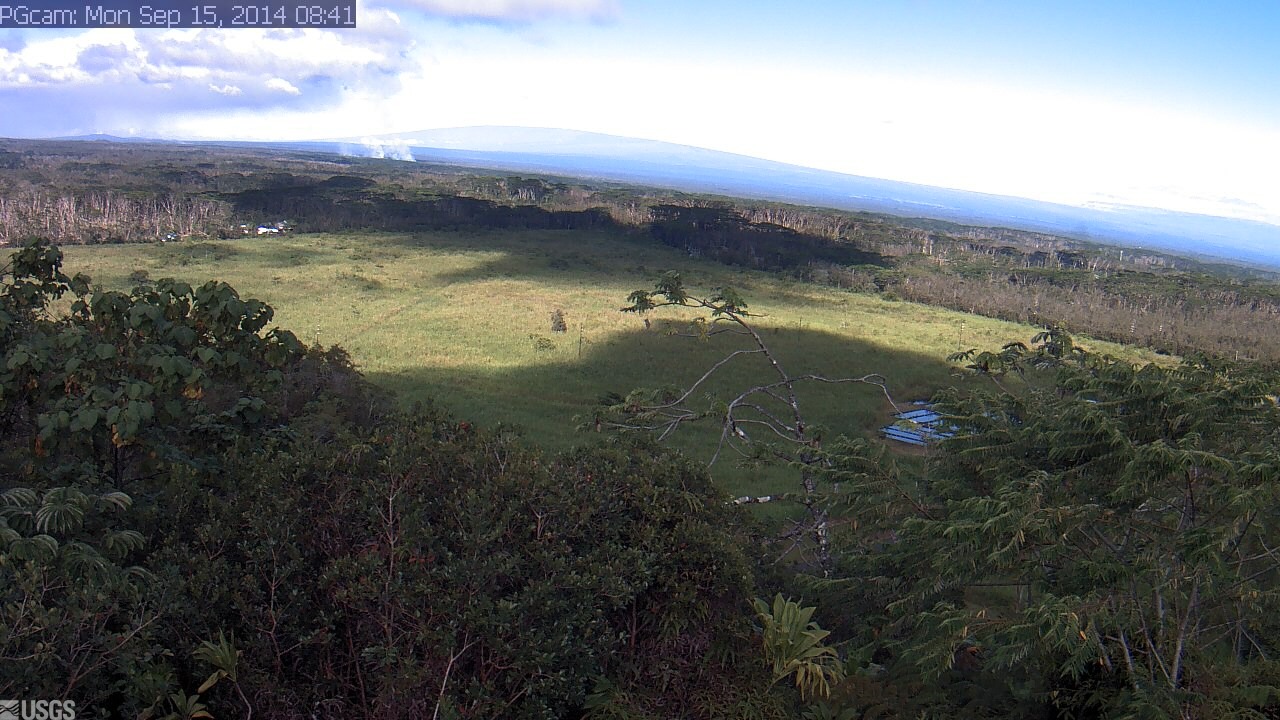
<box><xmin>0</xmin><ymin>700</ymin><xmax>76</xmax><ymax>720</ymax></box>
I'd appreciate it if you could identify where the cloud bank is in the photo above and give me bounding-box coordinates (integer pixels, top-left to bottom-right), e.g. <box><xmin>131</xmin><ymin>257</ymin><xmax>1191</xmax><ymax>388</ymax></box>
<box><xmin>0</xmin><ymin>7</ymin><xmax>413</xmax><ymax>137</ymax></box>
<box><xmin>372</xmin><ymin>0</ymin><xmax>619</xmax><ymax>23</ymax></box>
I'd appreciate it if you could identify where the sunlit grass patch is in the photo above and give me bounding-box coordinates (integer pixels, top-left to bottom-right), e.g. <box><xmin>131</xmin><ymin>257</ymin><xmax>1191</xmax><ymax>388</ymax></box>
<box><xmin>59</xmin><ymin>230</ymin><xmax>1163</xmax><ymax>502</ymax></box>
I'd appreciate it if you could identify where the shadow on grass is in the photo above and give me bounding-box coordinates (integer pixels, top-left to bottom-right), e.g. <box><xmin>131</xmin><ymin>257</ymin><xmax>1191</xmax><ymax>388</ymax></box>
<box><xmin>363</xmin><ymin>322</ymin><xmax>962</xmax><ymax>501</ymax></box>
<box><xmin>415</xmin><ymin>231</ymin><xmax>651</xmax><ymax>285</ymax></box>
<box><xmin>289</xmin><ymin>231</ymin><xmax>876</xmax><ymax>316</ymax></box>
<box><xmin>155</xmin><ymin>241</ymin><xmax>242</xmax><ymax>266</ymax></box>
<box><xmin>225</xmin><ymin>186</ymin><xmax>891</xmax><ymax>285</ymax></box>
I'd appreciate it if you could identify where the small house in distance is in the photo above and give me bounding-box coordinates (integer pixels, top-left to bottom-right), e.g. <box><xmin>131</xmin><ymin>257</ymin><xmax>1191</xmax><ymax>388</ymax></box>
<box><xmin>253</xmin><ymin>221</ymin><xmax>292</xmax><ymax>236</ymax></box>
<box><xmin>881</xmin><ymin>402</ymin><xmax>954</xmax><ymax>446</ymax></box>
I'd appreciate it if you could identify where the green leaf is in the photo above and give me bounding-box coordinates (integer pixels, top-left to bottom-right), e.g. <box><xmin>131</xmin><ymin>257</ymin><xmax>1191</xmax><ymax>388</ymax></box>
<box><xmin>35</xmin><ymin>487</ymin><xmax>89</xmax><ymax>533</ymax></box>
<box><xmin>97</xmin><ymin>491</ymin><xmax>133</xmax><ymax>511</ymax></box>
<box><xmin>196</xmin><ymin>671</ymin><xmax>224</xmax><ymax>695</ymax></box>
<box><xmin>0</xmin><ymin>487</ymin><xmax>39</xmax><ymax>507</ymax></box>
<box><xmin>171</xmin><ymin>325</ymin><xmax>196</xmax><ymax>347</ymax></box>
<box><xmin>9</xmin><ymin>534</ymin><xmax>59</xmax><ymax>561</ymax></box>
<box><xmin>103</xmin><ymin>529</ymin><xmax>145</xmax><ymax>558</ymax></box>
<box><xmin>70</xmin><ymin>407</ymin><xmax>101</xmax><ymax>432</ymax></box>
<box><xmin>194</xmin><ymin>630</ymin><xmax>239</xmax><ymax>682</ymax></box>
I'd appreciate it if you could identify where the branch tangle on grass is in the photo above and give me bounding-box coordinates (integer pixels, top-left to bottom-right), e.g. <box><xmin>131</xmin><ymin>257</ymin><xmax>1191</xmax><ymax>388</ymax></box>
<box><xmin>595</xmin><ymin>272</ymin><xmax>899</xmax><ymax>572</ymax></box>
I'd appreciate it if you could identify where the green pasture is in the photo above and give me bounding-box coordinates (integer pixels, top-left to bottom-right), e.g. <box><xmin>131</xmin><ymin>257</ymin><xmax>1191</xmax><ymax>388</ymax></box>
<box><xmin>58</xmin><ymin>231</ymin><xmax>1162</xmax><ymax>502</ymax></box>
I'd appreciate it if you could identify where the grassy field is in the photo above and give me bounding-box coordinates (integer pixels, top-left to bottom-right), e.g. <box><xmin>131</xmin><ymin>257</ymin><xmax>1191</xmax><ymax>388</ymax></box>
<box><xmin>59</xmin><ymin>230</ymin><xmax>1163</xmax><ymax>500</ymax></box>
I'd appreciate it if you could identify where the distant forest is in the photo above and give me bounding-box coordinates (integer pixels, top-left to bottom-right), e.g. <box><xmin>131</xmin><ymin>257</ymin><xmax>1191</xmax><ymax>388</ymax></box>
<box><xmin>2</xmin><ymin>138</ymin><xmax>1279</xmax><ymax>362</ymax></box>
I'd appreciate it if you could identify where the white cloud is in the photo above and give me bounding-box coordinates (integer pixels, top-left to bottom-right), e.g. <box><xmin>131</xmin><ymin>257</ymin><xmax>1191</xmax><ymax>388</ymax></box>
<box><xmin>265</xmin><ymin>77</ymin><xmax>301</xmax><ymax>94</ymax></box>
<box><xmin>326</xmin><ymin>48</ymin><xmax>1280</xmax><ymax>226</ymax></box>
<box><xmin>372</xmin><ymin>0</ymin><xmax>618</xmax><ymax>22</ymax></box>
<box><xmin>0</xmin><ymin>7</ymin><xmax>413</xmax><ymax>135</ymax></box>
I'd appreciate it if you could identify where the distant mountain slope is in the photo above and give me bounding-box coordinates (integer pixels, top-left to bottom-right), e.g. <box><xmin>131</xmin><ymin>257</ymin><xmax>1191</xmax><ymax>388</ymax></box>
<box><xmin>313</xmin><ymin>126</ymin><xmax>1280</xmax><ymax>267</ymax></box>
<box><xmin>53</xmin><ymin>134</ymin><xmax>177</xmax><ymax>144</ymax></box>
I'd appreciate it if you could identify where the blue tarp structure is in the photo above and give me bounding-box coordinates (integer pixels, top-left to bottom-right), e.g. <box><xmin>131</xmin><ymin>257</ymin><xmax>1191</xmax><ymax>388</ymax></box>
<box><xmin>881</xmin><ymin>402</ymin><xmax>954</xmax><ymax>446</ymax></box>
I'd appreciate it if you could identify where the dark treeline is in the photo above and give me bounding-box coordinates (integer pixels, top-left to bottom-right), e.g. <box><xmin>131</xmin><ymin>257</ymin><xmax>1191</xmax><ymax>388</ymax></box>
<box><xmin>647</xmin><ymin>203</ymin><xmax>883</xmax><ymax>268</ymax></box>
<box><xmin>4</xmin><ymin>138</ymin><xmax>1280</xmax><ymax>362</ymax></box>
<box><xmin>227</xmin><ymin>176</ymin><xmax>618</xmax><ymax>233</ymax></box>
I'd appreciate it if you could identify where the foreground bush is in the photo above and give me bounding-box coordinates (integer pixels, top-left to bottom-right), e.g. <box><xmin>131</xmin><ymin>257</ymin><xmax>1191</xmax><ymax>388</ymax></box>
<box><xmin>0</xmin><ymin>240</ymin><xmax>776</xmax><ymax>719</ymax></box>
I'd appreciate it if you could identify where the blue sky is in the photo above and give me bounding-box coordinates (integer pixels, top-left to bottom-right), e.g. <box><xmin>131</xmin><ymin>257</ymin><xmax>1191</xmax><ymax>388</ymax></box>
<box><xmin>1</xmin><ymin>0</ymin><xmax>1277</xmax><ymax>224</ymax></box>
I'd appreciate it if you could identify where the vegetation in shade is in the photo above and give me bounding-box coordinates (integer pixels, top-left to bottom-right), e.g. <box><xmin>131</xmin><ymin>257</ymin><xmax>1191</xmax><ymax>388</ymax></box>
<box><xmin>805</xmin><ymin>331</ymin><xmax>1280</xmax><ymax>719</ymax></box>
<box><xmin>579</xmin><ymin>271</ymin><xmax>1280</xmax><ymax>717</ymax></box>
<box><xmin>593</xmin><ymin>272</ymin><xmax>903</xmax><ymax>572</ymax></box>
<box><xmin>0</xmin><ymin>240</ymin><xmax>782</xmax><ymax>719</ymax></box>
<box><xmin>753</xmin><ymin>594</ymin><xmax>844</xmax><ymax>701</ymax></box>
<box><xmin>7</xmin><ymin>229</ymin><xmax>1280</xmax><ymax>718</ymax></box>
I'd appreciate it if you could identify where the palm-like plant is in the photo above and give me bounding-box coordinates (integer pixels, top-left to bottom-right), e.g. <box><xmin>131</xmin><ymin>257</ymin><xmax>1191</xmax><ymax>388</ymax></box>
<box><xmin>753</xmin><ymin>594</ymin><xmax>844</xmax><ymax>700</ymax></box>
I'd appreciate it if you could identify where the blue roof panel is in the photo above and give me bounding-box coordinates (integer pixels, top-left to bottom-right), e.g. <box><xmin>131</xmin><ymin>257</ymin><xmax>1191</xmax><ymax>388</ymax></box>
<box><xmin>881</xmin><ymin>402</ymin><xmax>954</xmax><ymax>446</ymax></box>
